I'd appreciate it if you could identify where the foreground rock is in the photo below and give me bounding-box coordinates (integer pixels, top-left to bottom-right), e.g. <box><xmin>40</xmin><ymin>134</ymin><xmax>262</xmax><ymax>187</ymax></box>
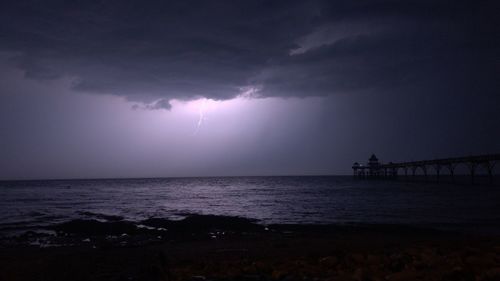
<box><xmin>0</xmin><ymin>216</ymin><xmax>499</xmax><ymax>281</ymax></box>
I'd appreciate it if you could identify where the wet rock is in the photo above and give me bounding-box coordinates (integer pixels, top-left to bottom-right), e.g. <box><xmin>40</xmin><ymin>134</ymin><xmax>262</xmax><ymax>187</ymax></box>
<box><xmin>385</xmin><ymin>269</ymin><xmax>417</xmax><ymax>281</ymax></box>
<box><xmin>366</xmin><ymin>254</ymin><xmax>382</xmax><ymax>265</ymax></box>
<box><xmin>333</xmin><ymin>272</ymin><xmax>356</xmax><ymax>281</ymax></box>
<box><xmin>479</xmin><ymin>267</ymin><xmax>500</xmax><ymax>281</ymax></box>
<box><xmin>419</xmin><ymin>249</ymin><xmax>441</xmax><ymax>267</ymax></box>
<box><xmin>387</xmin><ymin>253</ymin><xmax>411</xmax><ymax>273</ymax></box>
<box><xmin>464</xmin><ymin>255</ymin><xmax>496</xmax><ymax>268</ymax></box>
<box><xmin>234</xmin><ymin>274</ymin><xmax>267</xmax><ymax>281</ymax></box>
<box><xmin>352</xmin><ymin>268</ymin><xmax>371</xmax><ymax>281</ymax></box>
<box><xmin>349</xmin><ymin>254</ymin><xmax>365</xmax><ymax>264</ymax></box>
<box><xmin>319</xmin><ymin>256</ymin><xmax>339</xmax><ymax>267</ymax></box>
<box><xmin>280</xmin><ymin>275</ymin><xmax>298</xmax><ymax>281</ymax></box>
<box><xmin>78</xmin><ymin>211</ymin><xmax>124</xmax><ymax>221</ymax></box>
<box><xmin>271</xmin><ymin>269</ymin><xmax>286</xmax><ymax>280</ymax></box>
<box><xmin>191</xmin><ymin>275</ymin><xmax>207</xmax><ymax>281</ymax></box>
<box><xmin>444</xmin><ymin>252</ymin><xmax>462</xmax><ymax>267</ymax></box>
<box><xmin>142</xmin><ymin>215</ymin><xmax>263</xmax><ymax>234</ymax></box>
<box><xmin>252</xmin><ymin>261</ymin><xmax>272</xmax><ymax>274</ymax></box>
<box><xmin>50</xmin><ymin>219</ymin><xmax>139</xmax><ymax>235</ymax></box>
<box><xmin>464</xmin><ymin>247</ymin><xmax>480</xmax><ymax>256</ymax></box>
<box><xmin>441</xmin><ymin>266</ymin><xmax>475</xmax><ymax>281</ymax></box>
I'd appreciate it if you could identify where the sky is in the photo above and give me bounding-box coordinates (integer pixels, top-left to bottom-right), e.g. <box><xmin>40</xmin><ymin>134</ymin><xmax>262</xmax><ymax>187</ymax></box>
<box><xmin>0</xmin><ymin>0</ymin><xmax>499</xmax><ymax>180</ymax></box>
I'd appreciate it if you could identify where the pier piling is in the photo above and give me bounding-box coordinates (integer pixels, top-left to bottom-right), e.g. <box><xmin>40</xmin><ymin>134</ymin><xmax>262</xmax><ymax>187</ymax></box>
<box><xmin>352</xmin><ymin>154</ymin><xmax>499</xmax><ymax>184</ymax></box>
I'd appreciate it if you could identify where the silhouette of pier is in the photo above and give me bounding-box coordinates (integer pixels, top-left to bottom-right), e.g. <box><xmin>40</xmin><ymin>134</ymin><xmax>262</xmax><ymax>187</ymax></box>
<box><xmin>353</xmin><ymin>154</ymin><xmax>499</xmax><ymax>184</ymax></box>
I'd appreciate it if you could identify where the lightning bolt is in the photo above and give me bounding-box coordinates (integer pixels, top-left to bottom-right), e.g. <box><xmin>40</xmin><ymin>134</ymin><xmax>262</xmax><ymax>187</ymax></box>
<box><xmin>194</xmin><ymin>99</ymin><xmax>207</xmax><ymax>135</ymax></box>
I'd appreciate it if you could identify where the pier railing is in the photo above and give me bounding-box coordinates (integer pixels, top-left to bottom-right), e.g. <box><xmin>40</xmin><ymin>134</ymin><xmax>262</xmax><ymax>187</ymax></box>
<box><xmin>353</xmin><ymin>154</ymin><xmax>499</xmax><ymax>184</ymax></box>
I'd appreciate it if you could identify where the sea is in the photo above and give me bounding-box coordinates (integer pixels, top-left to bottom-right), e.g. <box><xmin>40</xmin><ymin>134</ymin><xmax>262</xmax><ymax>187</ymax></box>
<box><xmin>1</xmin><ymin>176</ymin><xmax>500</xmax><ymax>236</ymax></box>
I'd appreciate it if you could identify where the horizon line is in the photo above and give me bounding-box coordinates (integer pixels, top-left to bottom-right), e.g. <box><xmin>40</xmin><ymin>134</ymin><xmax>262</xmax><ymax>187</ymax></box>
<box><xmin>0</xmin><ymin>173</ymin><xmax>351</xmax><ymax>182</ymax></box>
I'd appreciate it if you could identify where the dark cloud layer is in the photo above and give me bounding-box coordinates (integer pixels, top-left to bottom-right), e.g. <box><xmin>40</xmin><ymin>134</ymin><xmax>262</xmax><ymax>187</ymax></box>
<box><xmin>1</xmin><ymin>0</ymin><xmax>500</xmax><ymax>180</ymax></box>
<box><xmin>1</xmin><ymin>0</ymin><xmax>498</xmax><ymax>105</ymax></box>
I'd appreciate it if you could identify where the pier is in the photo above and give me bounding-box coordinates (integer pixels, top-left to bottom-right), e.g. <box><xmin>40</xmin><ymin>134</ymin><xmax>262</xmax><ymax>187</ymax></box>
<box><xmin>352</xmin><ymin>154</ymin><xmax>500</xmax><ymax>184</ymax></box>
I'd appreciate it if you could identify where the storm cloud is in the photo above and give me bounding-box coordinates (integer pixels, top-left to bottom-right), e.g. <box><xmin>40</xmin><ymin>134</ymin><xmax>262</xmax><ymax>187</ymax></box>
<box><xmin>1</xmin><ymin>0</ymin><xmax>500</xmax><ymax>180</ymax></box>
<box><xmin>1</xmin><ymin>0</ymin><xmax>498</xmax><ymax>106</ymax></box>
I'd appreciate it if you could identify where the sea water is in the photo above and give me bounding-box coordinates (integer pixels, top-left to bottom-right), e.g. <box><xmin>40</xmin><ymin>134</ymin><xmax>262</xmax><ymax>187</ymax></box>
<box><xmin>1</xmin><ymin>176</ymin><xmax>500</xmax><ymax>235</ymax></box>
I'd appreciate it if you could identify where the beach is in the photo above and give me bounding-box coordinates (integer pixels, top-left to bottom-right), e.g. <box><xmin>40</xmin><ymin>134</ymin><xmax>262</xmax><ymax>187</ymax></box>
<box><xmin>2</xmin><ymin>215</ymin><xmax>500</xmax><ymax>281</ymax></box>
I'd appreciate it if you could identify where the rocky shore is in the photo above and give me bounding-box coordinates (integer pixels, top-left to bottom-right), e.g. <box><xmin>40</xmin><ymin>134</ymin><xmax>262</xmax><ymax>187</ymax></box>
<box><xmin>1</xmin><ymin>215</ymin><xmax>500</xmax><ymax>281</ymax></box>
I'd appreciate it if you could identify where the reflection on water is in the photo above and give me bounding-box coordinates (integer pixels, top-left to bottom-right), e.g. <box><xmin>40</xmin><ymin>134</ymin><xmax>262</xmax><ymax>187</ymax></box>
<box><xmin>1</xmin><ymin>176</ymin><xmax>500</xmax><ymax>234</ymax></box>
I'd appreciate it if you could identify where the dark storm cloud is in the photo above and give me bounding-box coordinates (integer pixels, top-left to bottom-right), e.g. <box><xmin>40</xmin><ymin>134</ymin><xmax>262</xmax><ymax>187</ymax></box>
<box><xmin>255</xmin><ymin>0</ymin><xmax>500</xmax><ymax>97</ymax></box>
<box><xmin>0</xmin><ymin>0</ymin><xmax>498</xmax><ymax>105</ymax></box>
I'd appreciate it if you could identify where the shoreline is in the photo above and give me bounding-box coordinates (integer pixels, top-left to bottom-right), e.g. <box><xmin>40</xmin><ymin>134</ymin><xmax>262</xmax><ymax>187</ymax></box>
<box><xmin>1</xmin><ymin>215</ymin><xmax>500</xmax><ymax>281</ymax></box>
<box><xmin>2</xmin><ymin>214</ymin><xmax>498</xmax><ymax>248</ymax></box>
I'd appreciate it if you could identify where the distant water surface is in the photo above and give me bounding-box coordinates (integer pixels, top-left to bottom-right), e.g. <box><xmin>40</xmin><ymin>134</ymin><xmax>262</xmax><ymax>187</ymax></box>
<box><xmin>1</xmin><ymin>176</ymin><xmax>500</xmax><ymax>235</ymax></box>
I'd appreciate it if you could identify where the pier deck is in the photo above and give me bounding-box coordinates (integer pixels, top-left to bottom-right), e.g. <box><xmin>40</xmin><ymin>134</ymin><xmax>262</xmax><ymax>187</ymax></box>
<box><xmin>353</xmin><ymin>154</ymin><xmax>500</xmax><ymax>183</ymax></box>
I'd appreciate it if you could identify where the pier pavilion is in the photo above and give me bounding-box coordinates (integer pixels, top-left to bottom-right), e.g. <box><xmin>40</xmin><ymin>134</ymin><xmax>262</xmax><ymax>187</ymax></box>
<box><xmin>352</xmin><ymin>153</ymin><xmax>499</xmax><ymax>183</ymax></box>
